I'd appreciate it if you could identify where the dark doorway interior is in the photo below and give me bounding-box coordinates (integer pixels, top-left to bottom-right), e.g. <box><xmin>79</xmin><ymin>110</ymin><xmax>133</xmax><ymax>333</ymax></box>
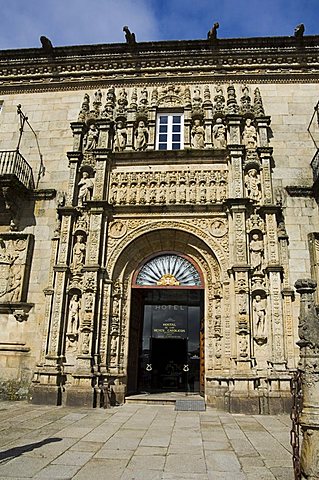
<box><xmin>128</xmin><ymin>288</ymin><xmax>203</xmax><ymax>395</ymax></box>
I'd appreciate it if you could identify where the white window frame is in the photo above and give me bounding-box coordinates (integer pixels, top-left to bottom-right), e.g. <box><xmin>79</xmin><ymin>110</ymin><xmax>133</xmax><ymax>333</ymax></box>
<box><xmin>155</xmin><ymin>112</ymin><xmax>184</xmax><ymax>150</ymax></box>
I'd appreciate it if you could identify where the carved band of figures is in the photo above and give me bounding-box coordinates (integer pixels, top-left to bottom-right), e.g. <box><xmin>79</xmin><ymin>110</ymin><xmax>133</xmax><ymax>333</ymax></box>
<box><xmin>109</xmin><ymin>170</ymin><xmax>228</xmax><ymax>205</ymax></box>
<box><xmin>0</xmin><ymin>236</ymin><xmax>30</xmax><ymax>303</ymax></box>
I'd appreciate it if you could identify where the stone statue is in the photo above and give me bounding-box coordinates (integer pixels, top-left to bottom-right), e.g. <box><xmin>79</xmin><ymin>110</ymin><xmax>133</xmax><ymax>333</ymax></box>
<box><xmin>78</xmin><ymin>172</ymin><xmax>94</xmax><ymax>206</ymax></box>
<box><xmin>213</xmin><ymin>118</ymin><xmax>227</xmax><ymax>148</ymax></box>
<box><xmin>242</xmin><ymin>118</ymin><xmax>257</xmax><ymax>148</ymax></box>
<box><xmin>84</xmin><ymin>124</ymin><xmax>98</xmax><ymax>151</ymax></box>
<box><xmin>68</xmin><ymin>294</ymin><xmax>80</xmax><ymax>334</ymax></box>
<box><xmin>294</xmin><ymin>23</ymin><xmax>305</xmax><ymax>38</ymax></box>
<box><xmin>123</xmin><ymin>26</ymin><xmax>136</xmax><ymax>44</ymax></box>
<box><xmin>245</xmin><ymin>168</ymin><xmax>261</xmax><ymax>201</ymax></box>
<box><xmin>40</xmin><ymin>35</ymin><xmax>53</xmax><ymax>52</ymax></box>
<box><xmin>250</xmin><ymin>233</ymin><xmax>264</xmax><ymax>271</ymax></box>
<box><xmin>253</xmin><ymin>295</ymin><xmax>267</xmax><ymax>337</ymax></box>
<box><xmin>207</xmin><ymin>22</ymin><xmax>219</xmax><ymax>40</ymax></box>
<box><xmin>134</xmin><ymin>120</ymin><xmax>148</xmax><ymax>150</ymax></box>
<box><xmin>114</xmin><ymin>121</ymin><xmax>127</xmax><ymax>151</ymax></box>
<box><xmin>71</xmin><ymin>235</ymin><xmax>86</xmax><ymax>272</ymax></box>
<box><xmin>191</xmin><ymin>119</ymin><xmax>205</xmax><ymax>149</ymax></box>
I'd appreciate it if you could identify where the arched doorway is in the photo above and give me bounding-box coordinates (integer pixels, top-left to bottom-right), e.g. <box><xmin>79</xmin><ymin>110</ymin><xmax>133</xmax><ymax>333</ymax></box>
<box><xmin>127</xmin><ymin>252</ymin><xmax>204</xmax><ymax>395</ymax></box>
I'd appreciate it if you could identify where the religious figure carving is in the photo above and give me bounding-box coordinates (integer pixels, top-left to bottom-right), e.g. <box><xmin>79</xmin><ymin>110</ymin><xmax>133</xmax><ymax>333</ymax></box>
<box><xmin>113</xmin><ymin>121</ymin><xmax>127</xmax><ymax>151</ymax></box>
<box><xmin>67</xmin><ymin>294</ymin><xmax>80</xmax><ymax>334</ymax></box>
<box><xmin>245</xmin><ymin>168</ymin><xmax>261</xmax><ymax>201</ymax></box>
<box><xmin>239</xmin><ymin>336</ymin><xmax>248</xmax><ymax>357</ymax></box>
<box><xmin>250</xmin><ymin>233</ymin><xmax>264</xmax><ymax>272</ymax></box>
<box><xmin>78</xmin><ymin>172</ymin><xmax>94</xmax><ymax>206</ymax></box>
<box><xmin>83</xmin><ymin>124</ymin><xmax>98</xmax><ymax>151</ymax></box>
<box><xmin>242</xmin><ymin>118</ymin><xmax>257</xmax><ymax>148</ymax></box>
<box><xmin>253</xmin><ymin>295</ymin><xmax>267</xmax><ymax>337</ymax></box>
<box><xmin>213</xmin><ymin>118</ymin><xmax>227</xmax><ymax>148</ymax></box>
<box><xmin>7</xmin><ymin>261</ymin><xmax>22</xmax><ymax>302</ymax></box>
<box><xmin>192</xmin><ymin>87</ymin><xmax>202</xmax><ymax>110</ymax></box>
<box><xmin>134</xmin><ymin>120</ymin><xmax>148</xmax><ymax>150</ymax></box>
<box><xmin>191</xmin><ymin>119</ymin><xmax>205</xmax><ymax>148</ymax></box>
<box><xmin>117</xmin><ymin>88</ymin><xmax>128</xmax><ymax>112</ymax></box>
<box><xmin>71</xmin><ymin>235</ymin><xmax>86</xmax><ymax>272</ymax></box>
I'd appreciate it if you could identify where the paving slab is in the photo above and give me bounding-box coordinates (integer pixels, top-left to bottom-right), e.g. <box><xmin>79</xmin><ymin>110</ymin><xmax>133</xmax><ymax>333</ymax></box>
<box><xmin>0</xmin><ymin>401</ymin><xmax>294</xmax><ymax>479</ymax></box>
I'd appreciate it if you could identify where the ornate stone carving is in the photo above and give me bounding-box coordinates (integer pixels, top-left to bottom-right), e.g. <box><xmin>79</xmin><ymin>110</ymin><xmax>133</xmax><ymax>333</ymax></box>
<box><xmin>245</xmin><ymin>168</ymin><xmax>261</xmax><ymax>202</ymax></box>
<box><xmin>242</xmin><ymin>118</ymin><xmax>257</xmax><ymax>149</ymax></box>
<box><xmin>109</xmin><ymin>221</ymin><xmax>127</xmax><ymax>239</ymax></box>
<box><xmin>134</xmin><ymin>120</ymin><xmax>148</xmax><ymax>151</ymax></box>
<box><xmin>254</xmin><ymin>87</ymin><xmax>265</xmax><ymax>117</ymax></box>
<box><xmin>113</xmin><ymin>120</ymin><xmax>127</xmax><ymax>152</ymax></box>
<box><xmin>191</xmin><ymin>119</ymin><xmax>205</xmax><ymax>149</ymax></box>
<box><xmin>210</xmin><ymin>219</ymin><xmax>228</xmax><ymax>237</ymax></box>
<box><xmin>67</xmin><ymin>294</ymin><xmax>80</xmax><ymax>335</ymax></box>
<box><xmin>71</xmin><ymin>234</ymin><xmax>86</xmax><ymax>272</ymax></box>
<box><xmin>249</xmin><ymin>233</ymin><xmax>264</xmax><ymax>272</ymax></box>
<box><xmin>83</xmin><ymin>124</ymin><xmax>99</xmax><ymax>151</ymax></box>
<box><xmin>78</xmin><ymin>171</ymin><xmax>94</xmax><ymax>206</ymax></box>
<box><xmin>0</xmin><ymin>235</ymin><xmax>32</xmax><ymax>303</ymax></box>
<box><xmin>212</xmin><ymin>118</ymin><xmax>226</xmax><ymax>149</ymax></box>
<box><xmin>253</xmin><ymin>294</ymin><xmax>267</xmax><ymax>342</ymax></box>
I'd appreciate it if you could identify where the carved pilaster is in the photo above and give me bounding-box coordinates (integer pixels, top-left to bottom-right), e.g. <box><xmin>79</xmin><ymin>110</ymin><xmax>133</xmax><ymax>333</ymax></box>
<box><xmin>203</xmin><ymin>103</ymin><xmax>213</xmax><ymax>148</ymax></box>
<box><xmin>295</xmin><ymin>279</ymin><xmax>319</xmax><ymax>480</ymax></box>
<box><xmin>126</xmin><ymin>109</ymin><xmax>135</xmax><ymax>150</ymax></box>
<box><xmin>66</xmin><ymin>152</ymin><xmax>82</xmax><ymax>205</ymax></box>
<box><xmin>228</xmin><ymin>146</ymin><xmax>245</xmax><ymax>198</ymax></box>
<box><xmin>255</xmin><ymin>117</ymin><xmax>271</xmax><ymax>148</ymax></box>
<box><xmin>93</xmin><ymin>152</ymin><xmax>111</xmax><ymax>201</ymax></box>
<box><xmin>70</xmin><ymin>122</ymin><xmax>86</xmax><ymax>152</ymax></box>
<box><xmin>264</xmin><ymin>211</ymin><xmax>280</xmax><ymax>266</ymax></box>
<box><xmin>226</xmin><ymin>115</ymin><xmax>241</xmax><ymax>146</ymax></box>
<box><xmin>229</xmin><ymin>204</ymin><xmax>248</xmax><ymax>265</ymax></box>
<box><xmin>268</xmin><ymin>270</ymin><xmax>286</xmax><ymax>369</ymax></box>
<box><xmin>184</xmin><ymin>106</ymin><xmax>192</xmax><ymax>148</ymax></box>
<box><xmin>147</xmin><ymin>106</ymin><xmax>156</xmax><ymax>150</ymax></box>
<box><xmin>258</xmin><ymin>147</ymin><xmax>274</xmax><ymax>204</ymax></box>
<box><xmin>96</xmin><ymin>119</ymin><xmax>112</xmax><ymax>149</ymax></box>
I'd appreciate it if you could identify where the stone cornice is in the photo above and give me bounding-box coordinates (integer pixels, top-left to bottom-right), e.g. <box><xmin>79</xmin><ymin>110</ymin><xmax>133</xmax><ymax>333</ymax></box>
<box><xmin>0</xmin><ymin>35</ymin><xmax>319</xmax><ymax>93</ymax></box>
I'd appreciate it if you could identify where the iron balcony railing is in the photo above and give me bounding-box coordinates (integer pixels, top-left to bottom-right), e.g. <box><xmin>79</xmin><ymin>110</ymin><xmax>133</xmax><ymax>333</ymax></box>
<box><xmin>0</xmin><ymin>150</ymin><xmax>35</xmax><ymax>190</ymax></box>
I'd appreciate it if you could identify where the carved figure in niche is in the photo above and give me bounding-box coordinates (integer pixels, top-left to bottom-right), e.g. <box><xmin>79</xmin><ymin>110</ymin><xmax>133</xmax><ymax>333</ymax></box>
<box><xmin>85</xmin><ymin>293</ymin><xmax>93</xmax><ymax>311</ymax></box>
<box><xmin>149</xmin><ymin>181</ymin><xmax>157</xmax><ymax>204</ymax></box>
<box><xmin>250</xmin><ymin>233</ymin><xmax>264</xmax><ymax>271</ymax></box>
<box><xmin>245</xmin><ymin>168</ymin><xmax>261</xmax><ymax>202</ymax></box>
<box><xmin>168</xmin><ymin>181</ymin><xmax>176</xmax><ymax>204</ymax></box>
<box><xmin>242</xmin><ymin>118</ymin><xmax>257</xmax><ymax>148</ymax></box>
<box><xmin>68</xmin><ymin>294</ymin><xmax>80</xmax><ymax>334</ymax></box>
<box><xmin>118</xmin><ymin>183</ymin><xmax>128</xmax><ymax>204</ymax></box>
<box><xmin>191</xmin><ymin>119</ymin><xmax>205</xmax><ymax>148</ymax></box>
<box><xmin>129</xmin><ymin>183</ymin><xmax>137</xmax><ymax>204</ymax></box>
<box><xmin>199</xmin><ymin>181</ymin><xmax>206</xmax><ymax>203</ymax></box>
<box><xmin>189</xmin><ymin>181</ymin><xmax>197</xmax><ymax>203</ymax></box>
<box><xmin>78</xmin><ymin>171</ymin><xmax>94</xmax><ymax>206</ymax></box>
<box><xmin>114</xmin><ymin>121</ymin><xmax>127</xmax><ymax>151</ymax></box>
<box><xmin>139</xmin><ymin>182</ymin><xmax>147</xmax><ymax>204</ymax></box>
<box><xmin>253</xmin><ymin>295</ymin><xmax>267</xmax><ymax>337</ymax></box>
<box><xmin>215</xmin><ymin>338</ymin><xmax>222</xmax><ymax>358</ymax></box>
<box><xmin>213</xmin><ymin>118</ymin><xmax>227</xmax><ymax>148</ymax></box>
<box><xmin>72</xmin><ymin>235</ymin><xmax>86</xmax><ymax>272</ymax></box>
<box><xmin>84</xmin><ymin>124</ymin><xmax>98</xmax><ymax>151</ymax></box>
<box><xmin>134</xmin><ymin>120</ymin><xmax>148</xmax><ymax>150</ymax></box>
<box><xmin>179</xmin><ymin>181</ymin><xmax>186</xmax><ymax>204</ymax></box>
<box><xmin>158</xmin><ymin>182</ymin><xmax>166</xmax><ymax>204</ymax></box>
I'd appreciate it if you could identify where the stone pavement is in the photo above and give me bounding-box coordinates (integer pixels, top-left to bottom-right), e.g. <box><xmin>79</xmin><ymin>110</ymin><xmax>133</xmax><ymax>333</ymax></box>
<box><xmin>0</xmin><ymin>401</ymin><xmax>293</xmax><ymax>479</ymax></box>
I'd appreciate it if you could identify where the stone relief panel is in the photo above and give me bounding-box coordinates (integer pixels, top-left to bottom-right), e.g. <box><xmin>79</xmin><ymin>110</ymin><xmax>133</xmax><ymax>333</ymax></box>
<box><xmin>0</xmin><ymin>234</ymin><xmax>33</xmax><ymax>304</ymax></box>
<box><xmin>109</xmin><ymin>170</ymin><xmax>228</xmax><ymax>206</ymax></box>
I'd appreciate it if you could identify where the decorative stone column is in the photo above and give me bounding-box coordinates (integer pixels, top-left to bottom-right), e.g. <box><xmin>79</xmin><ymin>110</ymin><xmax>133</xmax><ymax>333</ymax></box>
<box><xmin>295</xmin><ymin>279</ymin><xmax>319</xmax><ymax>480</ymax></box>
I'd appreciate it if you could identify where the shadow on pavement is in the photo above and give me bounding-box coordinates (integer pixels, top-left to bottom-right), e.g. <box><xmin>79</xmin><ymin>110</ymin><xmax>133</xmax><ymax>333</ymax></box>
<box><xmin>0</xmin><ymin>437</ymin><xmax>62</xmax><ymax>463</ymax></box>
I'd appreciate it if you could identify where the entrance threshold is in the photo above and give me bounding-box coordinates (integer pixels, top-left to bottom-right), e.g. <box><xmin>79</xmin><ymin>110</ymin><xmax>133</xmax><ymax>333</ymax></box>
<box><xmin>125</xmin><ymin>391</ymin><xmax>204</xmax><ymax>406</ymax></box>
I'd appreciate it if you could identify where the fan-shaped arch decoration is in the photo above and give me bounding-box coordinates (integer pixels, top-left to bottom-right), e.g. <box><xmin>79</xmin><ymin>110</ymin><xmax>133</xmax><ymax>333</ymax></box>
<box><xmin>136</xmin><ymin>254</ymin><xmax>202</xmax><ymax>286</ymax></box>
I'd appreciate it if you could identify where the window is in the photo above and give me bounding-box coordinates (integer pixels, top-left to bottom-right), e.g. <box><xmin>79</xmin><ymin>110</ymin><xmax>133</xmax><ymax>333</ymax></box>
<box><xmin>156</xmin><ymin>113</ymin><xmax>184</xmax><ymax>150</ymax></box>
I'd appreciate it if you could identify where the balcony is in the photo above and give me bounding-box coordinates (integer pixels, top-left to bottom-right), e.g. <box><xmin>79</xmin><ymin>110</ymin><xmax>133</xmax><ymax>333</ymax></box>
<box><xmin>0</xmin><ymin>150</ymin><xmax>35</xmax><ymax>229</ymax></box>
<box><xmin>0</xmin><ymin>150</ymin><xmax>35</xmax><ymax>190</ymax></box>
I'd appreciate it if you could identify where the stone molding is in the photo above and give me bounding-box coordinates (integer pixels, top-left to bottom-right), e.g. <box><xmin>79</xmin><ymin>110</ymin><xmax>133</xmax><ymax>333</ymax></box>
<box><xmin>1</xmin><ymin>36</ymin><xmax>319</xmax><ymax>92</ymax></box>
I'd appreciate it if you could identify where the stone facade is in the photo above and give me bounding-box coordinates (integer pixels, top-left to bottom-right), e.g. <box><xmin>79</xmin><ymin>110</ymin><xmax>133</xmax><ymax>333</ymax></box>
<box><xmin>0</xmin><ymin>33</ymin><xmax>319</xmax><ymax>412</ymax></box>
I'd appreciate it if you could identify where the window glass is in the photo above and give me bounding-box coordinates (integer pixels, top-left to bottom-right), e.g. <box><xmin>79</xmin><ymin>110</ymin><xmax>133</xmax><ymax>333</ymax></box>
<box><xmin>156</xmin><ymin>113</ymin><xmax>184</xmax><ymax>150</ymax></box>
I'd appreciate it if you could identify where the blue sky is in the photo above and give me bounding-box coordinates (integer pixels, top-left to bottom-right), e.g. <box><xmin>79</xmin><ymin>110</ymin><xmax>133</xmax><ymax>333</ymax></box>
<box><xmin>1</xmin><ymin>0</ymin><xmax>318</xmax><ymax>50</ymax></box>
